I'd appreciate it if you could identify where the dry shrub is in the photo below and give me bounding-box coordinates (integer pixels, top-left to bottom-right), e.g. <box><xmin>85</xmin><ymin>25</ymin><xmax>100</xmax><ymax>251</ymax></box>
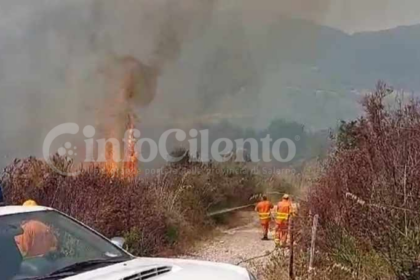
<box><xmin>1</xmin><ymin>156</ymin><xmax>167</xmax><ymax>255</ymax></box>
<box><xmin>1</xmin><ymin>152</ymin><xmax>260</xmax><ymax>256</ymax></box>
<box><xmin>306</xmin><ymin>82</ymin><xmax>420</xmax><ymax>279</ymax></box>
<box><xmin>256</xmin><ymin>251</ymin><xmax>290</xmax><ymax>280</ymax></box>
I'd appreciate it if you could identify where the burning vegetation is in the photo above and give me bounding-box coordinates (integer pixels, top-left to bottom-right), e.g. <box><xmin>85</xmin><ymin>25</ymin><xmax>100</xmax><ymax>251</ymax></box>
<box><xmin>101</xmin><ymin>56</ymin><xmax>159</xmax><ymax>177</ymax></box>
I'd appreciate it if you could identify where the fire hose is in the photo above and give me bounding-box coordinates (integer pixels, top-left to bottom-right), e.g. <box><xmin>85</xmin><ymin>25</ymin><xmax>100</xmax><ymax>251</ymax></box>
<box><xmin>207</xmin><ymin>204</ymin><xmax>255</xmax><ymax>217</ymax></box>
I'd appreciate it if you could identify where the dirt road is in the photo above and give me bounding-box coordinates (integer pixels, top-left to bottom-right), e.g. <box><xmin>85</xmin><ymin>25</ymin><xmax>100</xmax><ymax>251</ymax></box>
<box><xmin>180</xmin><ymin>210</ymin><xmax>277</xmax><ymax>274</ymax></box>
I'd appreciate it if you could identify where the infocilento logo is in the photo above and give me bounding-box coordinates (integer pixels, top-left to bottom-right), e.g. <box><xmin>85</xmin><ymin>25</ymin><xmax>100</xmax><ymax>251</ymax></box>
<box><xmin>42</xmin><ymin>123</ymin><xmax>97</xmax><ymax>176</ymax></box>
<box><xmin>43</xmin><ymin>123</ymin><xmax>298</xmax><ymax>176</ymax></box>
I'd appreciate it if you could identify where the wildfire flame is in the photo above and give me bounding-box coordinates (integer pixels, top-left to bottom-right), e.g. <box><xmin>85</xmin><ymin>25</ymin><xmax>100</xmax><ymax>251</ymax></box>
<box><xmin>100</xmin><ymin>56</ymin><xmax>157</xmax><ymax>177</ymax></box>
<box><xmin>104</xmin><ymin>114</ymin><xmax>138</xmax><ymax>177</ymax></box>
<box><xmin>122</xmin><ymin>113</ymin><xmax>138</xmax><ymax>177</ymax></box>
<box><xmin>105</xmin><ymin>141</ymin><xmax>119</xmax><ymax>176</ymax></box>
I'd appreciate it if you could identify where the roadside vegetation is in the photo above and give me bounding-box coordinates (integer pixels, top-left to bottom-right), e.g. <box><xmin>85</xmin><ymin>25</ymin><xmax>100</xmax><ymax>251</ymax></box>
<box><xmin>0</xmin><ymin>114</ymin><xmax>329</xmax><ymax>259</ymax></box>
<box><xmin>254</xmin><ymin>82</ymin><xmax>420</xmax><ymax>280</ymax></box>
<box><xmin>6</xmin><ymin>83</ymin><xmax>418</xmax><ymax>279</ymax></box>
<box><xmin>264</xmin><ymin>82</ymin><xmax>420</xmax><ymax>280</ymax></box>
<box><xmin>307</xmin><ymin>82</ymin><xmax>420</xmax><ymax>279</ymax></box>
<box><xmin>1</xmin><ymin>152</ymin><xmax>263</xmax><ymax>256</ymax></box>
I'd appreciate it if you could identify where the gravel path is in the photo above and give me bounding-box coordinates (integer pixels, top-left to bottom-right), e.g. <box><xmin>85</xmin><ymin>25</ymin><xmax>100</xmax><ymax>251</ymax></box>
<box><xmin>180</xmin><ymin>210</ymin><xmax>277</xmax><ymax>274</ymax></box>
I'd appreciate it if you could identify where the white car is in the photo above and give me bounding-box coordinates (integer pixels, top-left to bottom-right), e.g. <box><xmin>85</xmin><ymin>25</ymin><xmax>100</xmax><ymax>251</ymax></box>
<box><xmin>0</xmin><ymin>205</ymin><xmax>256</xmax><ymax>280</ymax></box>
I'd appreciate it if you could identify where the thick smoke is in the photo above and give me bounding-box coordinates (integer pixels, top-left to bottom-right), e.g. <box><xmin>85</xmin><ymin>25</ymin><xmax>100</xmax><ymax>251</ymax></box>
<box><xmin>2</xmin><ymin>0</ymin><xmax>406</xmax><ymax>168</ymax></box>
<box><xmin>0</xmin><ymin>0</ymin><xmax>216</xmax><ymax>166</ymax></box>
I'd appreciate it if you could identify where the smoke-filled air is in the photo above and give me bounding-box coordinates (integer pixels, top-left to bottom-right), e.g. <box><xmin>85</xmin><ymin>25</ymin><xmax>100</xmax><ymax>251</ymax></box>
<box><xmin>1</xmin><ymin>0</ymin><xmax>419</xmax><ymax>169</ymax></box>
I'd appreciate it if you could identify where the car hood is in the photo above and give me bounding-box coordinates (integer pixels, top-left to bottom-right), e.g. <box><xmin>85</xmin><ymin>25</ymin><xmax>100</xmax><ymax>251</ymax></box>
<box><xmin>64</xmin><ymin>257</ymin><xmax>250</xmax><ymax>280</ymax></box>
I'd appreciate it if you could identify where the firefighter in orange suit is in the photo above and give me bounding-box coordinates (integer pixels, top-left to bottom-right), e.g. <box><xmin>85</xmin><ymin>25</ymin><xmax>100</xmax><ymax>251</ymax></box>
<box><xmin>255</xmin><ymin>195</ymin><xmax>274</xmax><ymax>240</ymax></box>
<box><xmin>275</xmin><ymin>194</ymin><xmax>292</xmax><ymax>246</ymax></box>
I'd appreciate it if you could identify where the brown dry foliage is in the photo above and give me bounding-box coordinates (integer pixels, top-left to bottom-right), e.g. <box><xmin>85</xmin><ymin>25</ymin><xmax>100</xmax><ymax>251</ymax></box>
<box><xmin>1</xmin><ymin>153</ymin><xmax>259</xmax><ymax>256</ymax></box>
<box><xmin>306</xmin><ymin>82</ymin><xmax>420</xmax><ymax>279</ymax></box>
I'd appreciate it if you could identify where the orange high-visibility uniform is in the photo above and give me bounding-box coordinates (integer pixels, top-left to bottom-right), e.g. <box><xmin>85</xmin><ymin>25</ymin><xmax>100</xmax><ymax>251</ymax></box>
<box><xmin>275</xmin><ymin>199</ymin><xmax>292</xmax><ymax>245</ymax></box>
<box><xmin>255</xmin><ymin>200</ymin><xmax>273</xmax><ymax>238</ymax></box>
<box><xmin>15</xmin><ymin>220</ymin><xmax>57</xmax><ymax>258</ymax></box>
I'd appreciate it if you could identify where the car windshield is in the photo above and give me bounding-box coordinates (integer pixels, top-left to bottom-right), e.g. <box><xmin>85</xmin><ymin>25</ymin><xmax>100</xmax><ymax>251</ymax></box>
<box><xmin>0</xmin><ymin>210</ymin><xmax>131</xmax><ymax>280</ymax></box>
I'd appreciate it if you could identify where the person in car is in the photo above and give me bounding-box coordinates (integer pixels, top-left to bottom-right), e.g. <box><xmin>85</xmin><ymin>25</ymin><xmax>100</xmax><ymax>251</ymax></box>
<box><xmin>15</xmin><ymin>200</ymin><xmax>58</xmax><ymax>257</ymax></box>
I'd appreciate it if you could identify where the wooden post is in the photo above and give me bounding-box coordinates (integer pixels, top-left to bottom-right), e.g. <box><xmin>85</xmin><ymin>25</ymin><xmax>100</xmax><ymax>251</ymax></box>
<box><xmin>308</xmin><ymin>214</ymin><xmax>319</xmax><ymax>280</ymax></box>
<box><xmin>403</xmin><ymin>165</ymin><xmax>408</xmax><ymax>236</ymax></box>
<box><xmin>288</xmin><ymin>216</ymin><xmax>295</xmax><ymax>280</ymax></box>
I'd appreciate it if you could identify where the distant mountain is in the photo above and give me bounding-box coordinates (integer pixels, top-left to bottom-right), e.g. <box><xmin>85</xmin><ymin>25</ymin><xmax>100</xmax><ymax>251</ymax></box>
<box><xmin>255</xmin><ymin>17</ymin><xmax>420</xmax><ymax>90</ymax></box>
<box><xmin>332</xmin><ymin>25</ymin><xmax>420</xmax><ymax>90</ymax></box>
<box><xmin>232</xmin><ymin>17</ymin><xmax>420</xmax><ymax>128</ymax></box>
<box><xmin>139</xmin><ymin>13</ymin><xmax>420</xmax><ymax>130</ymax></box>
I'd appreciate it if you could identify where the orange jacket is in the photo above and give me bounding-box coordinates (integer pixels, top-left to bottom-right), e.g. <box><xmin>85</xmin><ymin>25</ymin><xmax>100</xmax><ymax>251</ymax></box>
<box><xmin>276</xmin><ymin>199</ymin><xmax>292</xmax><ymax>224</ymax></box>
<box><xmin>15</xmin><ymin>220</ymin><xmax>57</xmax><ymax>258</ymax></box>
<box><xmin>256</xmin><ymin>200</ymin><xmax>274</xmax><ymax>221</ymax></box>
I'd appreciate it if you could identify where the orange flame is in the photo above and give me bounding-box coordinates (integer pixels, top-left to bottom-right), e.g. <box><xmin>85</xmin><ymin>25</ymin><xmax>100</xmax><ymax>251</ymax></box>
<box><xmin>103</xmin><ymin>115</ymin><xmax>139</xmax><ymax>177</ymax></box>
<box><xmin>105</xmin><ymin>130</ymin><xmax>119</xmax><ymax>175</ymax></box>
<box><xmin>123</xmin><ymin>114</ymin><xmax>139</xmax><ymax>177</ymax></box>
<box><xmin>102</xmin><ymin>57</ymin><xmax>148</xmax><ymax>177</ymax></box>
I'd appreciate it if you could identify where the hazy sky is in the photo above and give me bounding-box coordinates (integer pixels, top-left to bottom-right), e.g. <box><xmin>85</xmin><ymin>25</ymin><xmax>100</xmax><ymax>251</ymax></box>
<box><xmin>324</xmin><ymin>0</ymin><xmax>420</xmax><ymax>33</ymax></box>
<box><xmin>1</xmin><ymin>0</ymin><xmax>420</xmax><ymax>35</ymax></box>
<box><xmin>220</xmin><ymin>0</ymin><xmax>420</xmax><ymax>33</ymax></box>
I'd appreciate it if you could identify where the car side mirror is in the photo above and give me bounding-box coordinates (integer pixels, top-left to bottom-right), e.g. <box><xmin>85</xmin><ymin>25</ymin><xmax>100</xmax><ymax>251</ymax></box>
<box><xmin>111</xmin><ymin>237</ymin><xmax>125</xmax><ymax>248</ymax></box>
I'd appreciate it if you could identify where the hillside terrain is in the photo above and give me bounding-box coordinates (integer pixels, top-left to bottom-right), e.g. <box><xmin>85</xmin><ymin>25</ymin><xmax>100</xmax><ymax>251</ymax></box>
<box><xmin>158</xmin><ymin>15</ymin><xmax>420</xmax><ymax>129</ymax></box>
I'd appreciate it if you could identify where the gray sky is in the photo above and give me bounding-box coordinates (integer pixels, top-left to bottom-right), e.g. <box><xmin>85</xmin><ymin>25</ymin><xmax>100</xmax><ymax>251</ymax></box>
<box><xmin>1</xmin><ymin>0</ymin><xmax>420</xmax><ymax>34</ymax></box>
<box><xmin>324</xmin><ymin>0</ymin><xmax>420</xmax><ymax>33</ymax></box>
<box><xmin>221</xmin><ymin>0</ymin><xmax>420</xmax><ymax>33</ymax></box>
